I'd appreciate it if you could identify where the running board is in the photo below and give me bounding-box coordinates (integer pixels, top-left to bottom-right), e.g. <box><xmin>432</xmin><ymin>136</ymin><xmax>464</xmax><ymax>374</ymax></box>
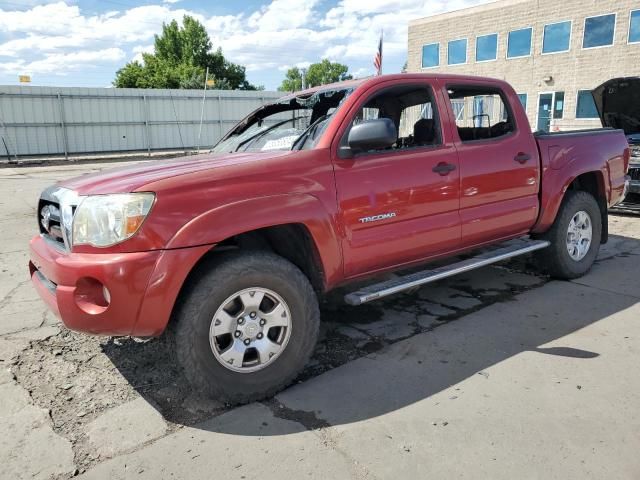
<box><xmin>344</xmin><ymin>238</ymin><xmax>550</xmax><ymax>306</ymax></box>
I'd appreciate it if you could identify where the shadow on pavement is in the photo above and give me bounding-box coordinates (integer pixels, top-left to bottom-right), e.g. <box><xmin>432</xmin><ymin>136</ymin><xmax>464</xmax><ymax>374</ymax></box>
<box><xmin>103</xmin><ymin>233</ymin><xmax>639</xmax><ymax>434</ymax></box>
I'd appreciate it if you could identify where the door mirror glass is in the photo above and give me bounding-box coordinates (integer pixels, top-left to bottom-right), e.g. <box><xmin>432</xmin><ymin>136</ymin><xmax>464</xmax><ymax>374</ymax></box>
<box><xmin>348</xmin><ymin>118</ymin><xmax>397</xmax><ymax>152</ymax></box>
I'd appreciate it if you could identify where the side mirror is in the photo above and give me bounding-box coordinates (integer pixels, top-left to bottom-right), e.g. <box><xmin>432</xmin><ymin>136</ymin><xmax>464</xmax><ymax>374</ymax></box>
<box><xmin>347</xmin><ymin>118</ymin><xmax>397</xmax><ymax>153</ymax></box>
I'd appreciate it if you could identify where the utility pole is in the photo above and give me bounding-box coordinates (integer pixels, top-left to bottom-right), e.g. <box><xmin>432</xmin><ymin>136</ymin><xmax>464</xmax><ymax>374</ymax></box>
<box><xmin>196</xmin><ymin>66</ymin><xmax>209</xmax><ymax>153</ymax></box>
<box><xmin>0</xmin><ymin>104</ymin><xmax>17</xmax><ymax>162</ymax></box>
<box><xmin>301</xmin><ymin>68</ymin><xmax>307</xmax><ymax>90</ymax></box>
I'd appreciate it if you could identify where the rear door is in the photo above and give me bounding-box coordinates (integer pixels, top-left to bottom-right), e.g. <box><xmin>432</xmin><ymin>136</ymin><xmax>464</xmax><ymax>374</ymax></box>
<box><xmin>444</xmin><ymin>82</ymin><xmax>540</xmax><ymax>248</ymax></box>
<box><xmin>332</xmin><ymin>80</ymin><xmax>461</xmax><ymax>278</ymax></box>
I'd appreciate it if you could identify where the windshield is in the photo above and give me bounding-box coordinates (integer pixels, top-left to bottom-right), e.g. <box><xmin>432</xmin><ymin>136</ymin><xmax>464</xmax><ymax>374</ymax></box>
<box><xmin>213</xmin><ymin>87</ymin><xmax>353</xmax><ymax>153</ymax></box>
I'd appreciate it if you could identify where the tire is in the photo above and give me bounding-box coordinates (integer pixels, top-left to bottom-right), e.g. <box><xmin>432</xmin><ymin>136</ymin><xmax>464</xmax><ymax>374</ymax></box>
<box><xmin>172</xmin><ymin>251</ymin><xmax>320</xmax><ymax>405</ymax></box>
<box><xmin>535</xmin><ymin>190</ymin><xmax>602</xmax><ymax>279</ymax></box>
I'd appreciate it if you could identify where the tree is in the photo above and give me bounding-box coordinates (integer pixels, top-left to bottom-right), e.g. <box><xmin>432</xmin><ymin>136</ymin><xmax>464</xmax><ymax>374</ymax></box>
<box><xmin>279</xmin><ymin>67</ymin><xmax>303</xmax><ymax>92</ymax></box>
<box><xmin>114</xmin><ymin>16</ymin><xmax>259</xmax><ymax>90</ymax></box>
<box><xmin>278</xmin><ymin>60</ymin><xmax>352</xmax><ymax>92</ymax></box>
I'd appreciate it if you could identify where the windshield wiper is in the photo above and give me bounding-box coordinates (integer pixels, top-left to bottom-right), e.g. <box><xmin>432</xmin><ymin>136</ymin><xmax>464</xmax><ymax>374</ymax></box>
<box><xmin>292</xmin><ymin>114</ymin><xmax>330</xmax><ymax>150</ymax></box>
<box><xmin>235</xmin><ymin>118</ymin><xmax>294</xmax><ymax>152</ymax></box>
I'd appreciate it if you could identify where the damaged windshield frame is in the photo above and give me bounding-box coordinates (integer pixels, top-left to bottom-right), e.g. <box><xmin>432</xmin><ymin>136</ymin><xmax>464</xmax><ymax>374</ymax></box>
<box><xmin>212</xmin><ymin>87</ymin><xmax>354</xmax><ymax>153</ymax></box>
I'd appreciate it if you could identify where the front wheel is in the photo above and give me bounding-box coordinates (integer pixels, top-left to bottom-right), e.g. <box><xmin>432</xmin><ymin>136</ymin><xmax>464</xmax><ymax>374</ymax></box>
<box><xmin>172</xmin><ymin>251</ymin><xmax>320</xmax><ymax>405</ymax></box>
<box><xmin>535</xmin><ymin>190</ymin><xmax>602</xmax><ymax>279</ymax></box>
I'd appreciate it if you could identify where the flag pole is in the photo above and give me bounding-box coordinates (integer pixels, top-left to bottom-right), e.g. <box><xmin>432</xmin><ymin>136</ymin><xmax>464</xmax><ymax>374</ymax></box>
<box><xmin>380</xmin><ymin>29</ymin><xmax>383</xmax><ymax>75</ymax></box>
<box><xmin>374</xmin><ymin>29</ymin><xmax>383</xmax><ymax>76</ymax></box>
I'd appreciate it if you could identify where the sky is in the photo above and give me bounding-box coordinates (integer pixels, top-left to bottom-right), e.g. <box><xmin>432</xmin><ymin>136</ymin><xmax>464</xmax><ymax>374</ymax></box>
<box><xmin>0</xmin><ymin>0</ymin><xmax>490</xmax><ymax>91</ymax></box>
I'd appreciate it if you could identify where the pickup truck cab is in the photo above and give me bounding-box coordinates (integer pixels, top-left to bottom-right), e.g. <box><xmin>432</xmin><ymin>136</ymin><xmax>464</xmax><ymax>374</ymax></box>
<box><xmin>29</xmin><ymin>74</ymin><xmax>630</xmax><ymax>403</ymax></box>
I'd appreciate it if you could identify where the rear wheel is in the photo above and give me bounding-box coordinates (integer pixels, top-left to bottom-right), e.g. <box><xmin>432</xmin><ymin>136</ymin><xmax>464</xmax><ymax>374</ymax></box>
<box><xmin>173</xmin><ymin>251</ymin><xmax>320</xmax><ymax>404</ymax></box>
<box><xmin>535</xmin><ymin>190</ymin><xmax>602</xmax><ymax>279</ymax></box>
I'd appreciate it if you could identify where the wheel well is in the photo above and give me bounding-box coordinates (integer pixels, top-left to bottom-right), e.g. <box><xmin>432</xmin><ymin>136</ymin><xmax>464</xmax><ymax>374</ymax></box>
<box><xmin>196</xmin><ymin>223</ymin><xmax>326</xmax><ymax>295</ymax></box>
<box><xmin>567</xmin><ymin>171</ymin><xmax>608</xmax><ymax>243</ymax></box>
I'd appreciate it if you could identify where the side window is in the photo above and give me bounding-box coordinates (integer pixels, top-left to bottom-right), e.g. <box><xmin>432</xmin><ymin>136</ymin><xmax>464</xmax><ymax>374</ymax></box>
<box><xmin>447</xmin><ymin>86</ymin><xmax>515</xmax><ymax>142</ymax></box>
<box><xmin>353</xmin><ymin>107</ymin><xmax>380</xmax><ymax>125</ymax></box>
<box><xmin>347</xmin><ymin>85</ymin><xmax>441</xmax><ymax>152</ymax></box>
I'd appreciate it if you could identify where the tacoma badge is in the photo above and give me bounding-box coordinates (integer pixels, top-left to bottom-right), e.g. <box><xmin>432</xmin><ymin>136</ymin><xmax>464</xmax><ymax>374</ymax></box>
<box><xmin>358</xmin><ymin>212</ymin><xmax>397</xmax><ymax>223</ymax></box>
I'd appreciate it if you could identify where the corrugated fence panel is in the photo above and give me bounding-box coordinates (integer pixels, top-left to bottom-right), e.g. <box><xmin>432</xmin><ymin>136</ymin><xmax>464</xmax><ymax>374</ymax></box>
<box><xmin>0</xmin><ymin>86</ymin><xmax>283</xmax><ymax>158</ymax></box>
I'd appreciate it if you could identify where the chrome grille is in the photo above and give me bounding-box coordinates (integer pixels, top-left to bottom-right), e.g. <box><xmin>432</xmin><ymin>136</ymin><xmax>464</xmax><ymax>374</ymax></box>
<box><xmin>38</xmin><ymin>186</ymin><xmax>79</xmax><ymax>251</ymax></box>
<box><xmin>38</xmin><ymin>199</ymin><xmax>64</xmax><ymax>245</ymax></box>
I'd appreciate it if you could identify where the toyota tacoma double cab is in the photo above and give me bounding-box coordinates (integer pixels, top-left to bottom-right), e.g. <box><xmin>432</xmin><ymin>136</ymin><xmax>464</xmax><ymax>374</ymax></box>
<box><xmin>29</xmin><ymin>74</ymin><xmax>630</xmax><ymax>404</ymax></box>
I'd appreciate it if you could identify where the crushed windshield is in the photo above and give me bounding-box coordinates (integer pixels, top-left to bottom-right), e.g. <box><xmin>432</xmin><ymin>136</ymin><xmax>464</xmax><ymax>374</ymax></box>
<box><xmin>213</xmin><ymin>87</ymin><xmax>353</xmax><ymax>153</ymax></box>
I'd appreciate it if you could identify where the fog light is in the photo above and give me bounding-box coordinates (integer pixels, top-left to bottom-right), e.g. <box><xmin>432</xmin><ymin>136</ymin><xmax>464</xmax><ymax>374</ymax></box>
<box><xmin>74</xmin><ymin>277</ymin><xmax>110</xmax><ymax>314</ymax></box>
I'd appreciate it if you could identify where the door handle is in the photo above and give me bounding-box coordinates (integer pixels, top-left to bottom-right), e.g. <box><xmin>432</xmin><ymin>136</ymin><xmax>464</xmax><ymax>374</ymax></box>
<box><xmin>514</xmin><ymin>152</ymin><xmax>531</xmax><ymax>164</ymax></box>
<box><xmin>432</xmin><ymin>162</ymin><xmax>456</xmax><ymax>175</ymax></box>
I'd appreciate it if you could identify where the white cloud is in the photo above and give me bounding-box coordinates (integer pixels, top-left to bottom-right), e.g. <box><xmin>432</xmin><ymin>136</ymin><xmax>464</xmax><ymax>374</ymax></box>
<box><xmin>0</xmin><ymin>2</ymin><xmax>196</xmax><ymax>45</ymax></box>
<box><xmin>277</xmin><ymin>61</ymin><xmax>312</xmax><ymax>72</ymax></box>
<box><xmin>131</xmin><ymin>44</ymin><xmax>154</xmax><ymax>63</ymax></box>
<box><xmin>0</xmin><ymin>48</ymin><xmax>125</xmax><ymax>75</ymax></box>
<box><xmin>247</xmin><ymin>0</ymin><xmax>320</xmax><ymax>31</ymax></box>
<box><xmin>0</xmin><ymin>0</ymin><xmax>490</xmax><ymax>83</ymax></box>
<box><xmin>351</xmin><ymin>67</ymin><xmax>373</xmax><ymax>79</ymax></box>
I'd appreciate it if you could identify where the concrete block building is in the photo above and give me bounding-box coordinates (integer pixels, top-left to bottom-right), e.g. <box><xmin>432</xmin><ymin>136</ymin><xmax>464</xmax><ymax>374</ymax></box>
<box><xmin>407</xmin><ymin>0</ymin><xmax>640</xmax><ymax>131</ymax></box>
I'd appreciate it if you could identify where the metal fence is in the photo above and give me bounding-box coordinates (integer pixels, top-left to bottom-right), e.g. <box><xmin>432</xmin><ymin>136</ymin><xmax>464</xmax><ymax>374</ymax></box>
<box><xmin>0</xmin><ymin>86</ymin><xmax>283</xmax><ymax>159</ymax></box>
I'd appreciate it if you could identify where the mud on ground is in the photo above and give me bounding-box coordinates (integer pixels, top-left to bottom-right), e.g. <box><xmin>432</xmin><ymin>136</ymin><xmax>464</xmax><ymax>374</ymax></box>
<box><xmin>11</xmin><ymin>261</ymin><xmax>548</xmax><ymax>473</ymax></box>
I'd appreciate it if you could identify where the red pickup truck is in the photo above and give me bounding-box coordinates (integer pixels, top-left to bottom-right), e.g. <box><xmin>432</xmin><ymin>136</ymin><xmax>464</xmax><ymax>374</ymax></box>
<box><xmin>29</xmin><ymin>74</ymin><xmax>629</xmax><ymax>403</ymax></box>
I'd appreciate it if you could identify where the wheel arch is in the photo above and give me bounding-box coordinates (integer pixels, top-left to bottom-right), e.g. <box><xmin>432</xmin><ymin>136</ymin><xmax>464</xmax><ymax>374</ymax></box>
<box><xmin>564</xmin><ymin>171</ymin><xmax>608</xmax><ymax>244</ymax></box>
<box><xmin>533</xmin><ymin>169</ymin><xmax>609</xmax><ymax>243</ymax></box>
<box><xmin>158</xmin><ymin>221</ymin><xmax>331</xmax><ymax>336</ymax></box>
<box><xmin>134</xmin><ymin>194</ymin><xmax>341</xmax><ymax>337</ymax></box>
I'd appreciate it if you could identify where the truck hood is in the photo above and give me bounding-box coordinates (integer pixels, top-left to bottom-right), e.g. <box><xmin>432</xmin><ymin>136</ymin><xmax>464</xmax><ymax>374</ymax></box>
<box><xmin>592</xmin><ymin>77</ymin><xmax>640</xmax><ymax>138</ymax></box>
<box><xmin>59</xmin><ymin>150</ymin><xmax>292</xmax><ymax>195</ymax></box>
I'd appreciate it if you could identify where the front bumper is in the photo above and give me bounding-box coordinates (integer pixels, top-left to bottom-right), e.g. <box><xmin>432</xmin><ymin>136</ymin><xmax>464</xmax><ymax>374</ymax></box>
<box><xmin>29</xmin><ymin>235</ymin><xmax>212</xmax><ymax>336</ymax></box>
<box><xmin>29</xmin><ymin>235</ymin><xmax>161</xmax><ymax>335</ymax></box>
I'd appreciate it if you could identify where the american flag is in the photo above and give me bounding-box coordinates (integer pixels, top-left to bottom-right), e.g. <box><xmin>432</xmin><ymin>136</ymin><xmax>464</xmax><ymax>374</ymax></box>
<box><xmin>373</xmin><ymin>31</ymin><xmax>383</xmax><ymax>76</ymax></box>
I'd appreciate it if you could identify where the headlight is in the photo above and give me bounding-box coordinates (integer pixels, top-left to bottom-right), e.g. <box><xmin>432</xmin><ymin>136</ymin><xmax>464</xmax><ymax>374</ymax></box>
<box><xmin>72</xmin><ymin>193</ymin><xmax>155</xmax><ymax>247</ymax></box>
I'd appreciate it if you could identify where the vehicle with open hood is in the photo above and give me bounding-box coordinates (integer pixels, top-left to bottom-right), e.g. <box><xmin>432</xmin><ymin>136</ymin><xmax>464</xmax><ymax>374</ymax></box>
<box><xmin>29</xmin><ymin>74</ymin><xmax>630</xmax><ymax>404</ymax></box>
<box><xmin>592</xmin><ymin>77</ymin><xmax>640</xmax><ymax>210</ymax></box>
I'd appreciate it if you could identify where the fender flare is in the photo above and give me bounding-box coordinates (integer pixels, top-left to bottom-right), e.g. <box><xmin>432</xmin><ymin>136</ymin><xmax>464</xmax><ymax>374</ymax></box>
<box><xmin>165</xmin><ymin>193</ymin><xmax>343</xmax><ymax>286</ymax></box>
<box><xmin>533</xmin><ymin>164</ymin><xmax>608</xmax><ymax>234</ymax></box>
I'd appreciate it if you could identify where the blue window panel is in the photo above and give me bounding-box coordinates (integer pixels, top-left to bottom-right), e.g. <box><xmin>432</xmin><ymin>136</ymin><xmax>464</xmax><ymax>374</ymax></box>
<box><xmin>543</xmin><ymin>21</ymin><xmax>571</xmax><ymax>53</ymax></box>
<box><xmin>583</xmin><ymin>14</ymin><xmax>616</xmax><ymax>48</ymax></box>
<box><xmin>422</xmin><ymin>43</ymin><xmax>439</xmax><ymax>68</ymax></box>
<box><xmin>507</xmin><ymin>27</ymin><xmax>532</xmax><ymax>58</ymax></box>
<box><xmin>517</xmin><ymin>93</ymin><xmax>527</xmax><ymax>110</ymax></box>
<box><xmin>630</xmin><ymin>10</ymin><xmax>640</xmax><ymax>43</ymax></box>
<box><xmin>576</xmin><ymin>90</ymin><xmax>598</xmax><ymax>119</ymax></box>
<box><xmin>448</xmin><ymin>39</ymin><xmax>467</xmax><ymax>65</ymax></box>
<box><xmin>476</xmin><ymin>33</ymin><xmax>498</xmax><ymax>61</ymax></box>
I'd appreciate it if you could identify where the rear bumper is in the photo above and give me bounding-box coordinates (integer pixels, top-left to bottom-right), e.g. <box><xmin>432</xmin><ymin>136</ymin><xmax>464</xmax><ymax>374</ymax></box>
<box><xmin>29</xmin><ymin>235</ymin><xmax>211</xmax><ymax>336</ymax></box>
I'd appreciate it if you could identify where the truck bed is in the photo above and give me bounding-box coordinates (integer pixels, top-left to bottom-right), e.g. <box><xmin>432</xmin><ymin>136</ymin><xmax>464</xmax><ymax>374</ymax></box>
<box><xmin>532</xmin><ymin>127</ymin><xmax>629</xmax><ymax>233</ymax></box>
<box><xmin>534</xmin><ymin>127</ymin><xmax>617</xmax><ymax>138</ymax></box>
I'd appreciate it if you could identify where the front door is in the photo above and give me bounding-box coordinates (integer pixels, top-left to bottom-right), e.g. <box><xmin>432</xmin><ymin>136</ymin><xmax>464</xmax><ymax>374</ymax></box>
<box><xmin>537</xmin><ymin>93</ymin><xmax>553</xmax><ymax>132</ymax></box>
<box><xmin>333</xmin><ymin>82</ymin><xmax>461</xmax><ymax>278</ymax></box>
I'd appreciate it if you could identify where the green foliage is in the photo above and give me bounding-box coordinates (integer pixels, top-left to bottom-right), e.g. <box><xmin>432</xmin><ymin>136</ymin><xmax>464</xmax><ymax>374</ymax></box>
<box><xmin>278</xmin><ymin>60</ymin><xmax>353</xmax><ymax>92</ymax></box>
<box><xmin>113</xmin><ymin>15</ymin><xmax>259</xmax><ymax>90</ymax></box>
<box><xmin>279</xmin><ymin>67</ymin><xmax>303</xmax><ymax>92</ymax></box>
